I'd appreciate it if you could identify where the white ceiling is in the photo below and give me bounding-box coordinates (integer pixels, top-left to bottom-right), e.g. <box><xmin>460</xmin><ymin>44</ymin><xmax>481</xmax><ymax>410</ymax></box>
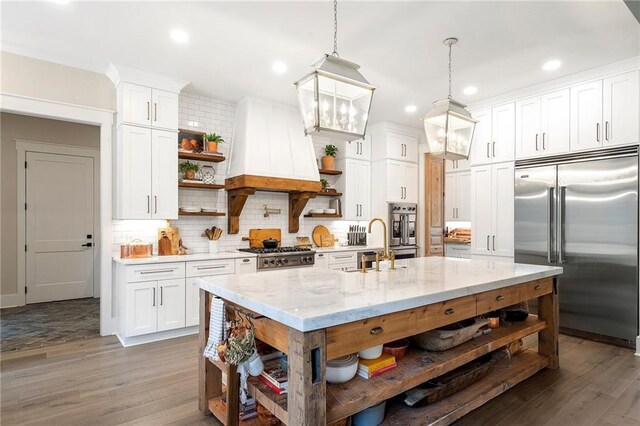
<box><xmin>1</xmin><ymin>1</ymin><xmax>639</xmax><ymax>128</ymax></box>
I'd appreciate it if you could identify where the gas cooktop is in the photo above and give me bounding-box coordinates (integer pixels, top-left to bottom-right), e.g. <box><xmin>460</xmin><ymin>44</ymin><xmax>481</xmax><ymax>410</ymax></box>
<box><xmin>238</xmin><ymin>247</ymin><xmax>314</xmax><ymax>255</ymax></box>
<box><xmin>238</xmin><ymin>247</ymin><xmax>315</xmax><ymax>270</ymax></box>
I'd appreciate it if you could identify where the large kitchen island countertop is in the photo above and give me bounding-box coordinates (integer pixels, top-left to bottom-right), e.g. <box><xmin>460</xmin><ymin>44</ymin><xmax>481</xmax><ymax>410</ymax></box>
<box><xmin>198</xmin><ymin>257</ymin><xmax>562</xmax><ymax>332</ymax></box>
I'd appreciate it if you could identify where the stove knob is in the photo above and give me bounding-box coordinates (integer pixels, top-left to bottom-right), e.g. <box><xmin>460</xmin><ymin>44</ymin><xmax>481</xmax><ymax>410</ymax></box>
<box><xmin>269</xmin><ymin>259</ymin><xmax>276</xmax><ymax>265</ymax></box>
<box><xmin>276</xmin><ymin>258</ymin><xmax>283</xmax><ymax>265</ymax></box>
<box><xmin>283</xmin><ymin>258</ymin><xmax>289</xmax><ymax>264</ymax></box>
<box><xmin>263</xmin><ymin>259</ymin><xmax>269</xmax><ymax>265</ymax></box>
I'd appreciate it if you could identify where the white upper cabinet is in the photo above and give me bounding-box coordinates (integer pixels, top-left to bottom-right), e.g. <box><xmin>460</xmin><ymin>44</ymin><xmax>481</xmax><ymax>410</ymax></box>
<box><xmin>445</xmin><ymin>171</ymin><xmax>470</xmax><ymax>221</ymax></box>
<box><xmin>151</xmin><ymin>89</ymin><xmax>179</xmax><ymax>130</ymax></box>
<box><xmin>470</xmin><ymin>108</ymin><xmax>492</xmax><ymax>165</ymax></box>
<box><xmin>603</xmin><ymin>70</ymin><xmax>639</xmax><ymax>147</ymax></box>
<box><xmin>445</xmin><ymin>158</ymin><xmax>470</xmax><ymax>173</ymax></box>
<box><xmin>336</xmin><ymin>158</ymin><xmax>371</xmax><ymax>220</ymax></box>
<box><xmin>516</xmin><ymin>89</ymin><xmax>570</xmax><ymax>159</ymax></box>
<box><xmin>151</xmin><ymin>130</ymin><xmax>179</xmax><ymax>220</ymax></box>
<box><xmin>343</xmin><ymin>135</ymin><xmax>371</xmax><ymax>161</ymax></box>
<box><xmin>118</xmin><ymin>83</ymin><xmax>179</xmax><ymax>131</ymax></box>
<box><xmin>386</xmin><ymin>160</ymin><xmax>418</xmax><ymax>203</ymax></box>
<box><xmin>571</xmin><ymin>80</ymin><xmax>603</xmax><ymax>151</ymax></box>
<box><xmin>384</xmin><ymin>133</ymin><xmax>418</xmax><ymax>162</ymax></box>
<box><xmin>470</xmin><ymin>104</ymin><xmax>514</xmax><ymax>165</ymax></box>
<box><xmin>370</xmin><ymin>123</ymin><xmax>421</xmax><ymax>163</ymax></box>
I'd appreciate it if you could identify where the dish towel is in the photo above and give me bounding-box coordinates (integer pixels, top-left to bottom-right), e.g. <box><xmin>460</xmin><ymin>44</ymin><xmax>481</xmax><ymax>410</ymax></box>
<box><xmin>203</xmin><ymin>296</ymin><xmax>226</xmax><ymax>361</ymax></box>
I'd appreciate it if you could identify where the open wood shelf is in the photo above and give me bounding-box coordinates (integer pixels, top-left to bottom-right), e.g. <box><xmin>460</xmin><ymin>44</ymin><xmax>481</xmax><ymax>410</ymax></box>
<box><xmin>316</xmin><ymin>191</ymin><xmax>342</xmax><ymax>197</ymax></box>
<box><xmin>208</xmin><ymin>396</ymin><xmax>261</xmax><ymax>426</ymax></box>
<box><xmin>304</xmin><ymin>213</ymin><xmax>342</xmax><ymax>219</ymax></box>
<box><xmin>178</xmin><ymin>151</ymin><xmax>226</xmax><ymax>162</ymax></box>
<box><xmin>178</xmin><ymin>181</ymin><xmax>225</xmax><ymax>190</ymax></box>
<box><xmin>319</xmin><ymin>169</ymin><xmax>342</xmax><ymax>175</ymax></box>
<box><xmin>178</xmin><ymin>211</ymin><xmax>225</xmax><ymax>217</ymax></box>
<box><xmin>381</xmin><ymin>350</ymin><xmax>550</xmax><ymax>425</ymax></box>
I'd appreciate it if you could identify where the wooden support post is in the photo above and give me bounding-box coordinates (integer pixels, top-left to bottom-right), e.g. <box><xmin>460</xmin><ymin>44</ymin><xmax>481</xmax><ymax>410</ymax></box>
<box><xmin>537</xmin><ymin>277</ymin><xmax>559</xmax><ymax>369</ymax></box>
<box><xmin>287</xmin><ymin>328</ymin><xmax>327</xmax><ymax>425</ymax></box>
<box><xmin>226</xmin><ymin>188</ymin><xmax>255</xmax><ymax>234</ymax></box>
<box><xmin>199</xmin><ymin>289</ymin><xmax>222</xmax><ymax>413</ymax></box>
<box><xmin>225</xmin><ymin>364</ymin><xmax>240</xmax><ymax>426</ymax></box>
<box><xmin>289</xmin><ymin>192</ymin><xmax>317</xmax><ymax>233</ymax></box>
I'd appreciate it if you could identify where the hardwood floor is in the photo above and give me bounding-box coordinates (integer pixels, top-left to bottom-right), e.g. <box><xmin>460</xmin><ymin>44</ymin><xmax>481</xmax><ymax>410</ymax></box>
<box><xmin>1</xmin><ymin>334</ymin><xmax>638</xmax><ymax>425</ymax></box>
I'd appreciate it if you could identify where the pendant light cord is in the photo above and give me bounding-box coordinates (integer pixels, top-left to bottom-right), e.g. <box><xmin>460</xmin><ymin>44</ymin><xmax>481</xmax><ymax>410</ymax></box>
<box><xmin>448</xmin><ymin>42</ymin><xmax>453</xmax><ymax>99</ymax></box>
<box><xmin>332</xmin><ymin>0</ymin><xmax>339</xmax><ymax>57</ymax></box>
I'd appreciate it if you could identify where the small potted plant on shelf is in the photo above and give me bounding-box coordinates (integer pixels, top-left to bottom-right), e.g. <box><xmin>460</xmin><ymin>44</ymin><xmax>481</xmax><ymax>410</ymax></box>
<box><xmin>204</xmin><ymin>133</ymin><xmax>225</xmax><ymax>153</ymax></box>
<box><xmin>320</xmin><ymin>178</ymin><xmax>329</xmax><ymax>192</ymax></box>
<box><xmin>322</xmin><ymin>144</ymin><xmax>338</xmax><ymax>170</ymax></box>
<box><xmin>179</xmin><ymin>161</ymin><xmax>199</xmax><ymax>180</ymax></box>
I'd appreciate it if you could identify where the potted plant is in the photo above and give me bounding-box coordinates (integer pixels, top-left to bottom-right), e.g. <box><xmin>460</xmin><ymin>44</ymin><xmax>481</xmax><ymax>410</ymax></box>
<box><xmin>322</xmin><ymin>144</ymin><xmax>338</xmax><ymax>170</ymax></box>
<box><xmin>320</xmin><ymin>178</ymin><xmax>329</xmax><ymax>192</ymax></box>
<box><xmin>179</xmin><ymin>161</ymin><xmax>199</xmax><ymax>180</ymax></box>
<box><xmin>204</xmin><ymin>133</ymin><xmax>225</xmax><ymax>153</ymax></box>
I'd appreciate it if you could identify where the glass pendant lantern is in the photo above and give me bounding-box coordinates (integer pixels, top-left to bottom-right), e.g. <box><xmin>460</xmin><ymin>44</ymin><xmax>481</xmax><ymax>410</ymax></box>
<box><xmin>422</xmin><ymin>38</ymin><xmax>477</xmax><ymax>160</ymax></box>
<box><xmin>294</xmin><ymin>0</ymin><xmax>375</xmax><ymax>142</ymax></box>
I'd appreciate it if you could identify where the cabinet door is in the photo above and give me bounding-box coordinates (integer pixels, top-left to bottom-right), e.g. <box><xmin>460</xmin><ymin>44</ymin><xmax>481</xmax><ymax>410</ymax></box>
<box><xmin>386</xmin><ymin>133</ymin><xmax>405</xmax><ymax>160</ymax></box>
<box><xmin>151</xmin><ymin>130</ymin><xmax>178</xmax><ymax>219</ymax></box>
<box><xmin>357</xmin><ymin>160</ymin><xmax>372</xmax><ymax>218</ymax></box>
<box><xmin>403</xmin><ymin>135</ymin><xmax>419</xmax><ymax>162</ymax></box>
<box><xmin>119</xmin><ymin>126</ymin><xmax>152</xmax><ymax>219</ymax></box>
<box><xmin>386</xmin><ymin>160</ymin><xmax>405</xmax><ymax>203</ymax></box>
<box><xmin>444</xmin><ymin>173</ymin><xmax>457</xmax><ymax>221</ymax></box>
<box><xmin>185</xmin><ymin>277</ymin><xmax>200</xmax><ymax>327</ymax></box>
<box><xmin>492</xmin><ymin>163</ymin><xmax>514</xmax><ymax>257</ymax></box>
<box><xmin>491</xmin><ymin>103</ymin><xmax>515</xmax><ymax>163</ymax></box>
<box><xmin>343</xmin><ymin>159</ymin><xmax>359</xmax><ymax>220</ymax></box>
<box><xmin>456</xmin><ymin>171</ymin><xmax>471</xmax><ymax>221</ymax></box>
<box><xmin>403</xmin><ymin>162</ymin><xmax>418</xmax><ymax>203</ymax></box>
<box><xmin>470</xmin><ymin>165</ymin><xmax>493</xmax><ymax>255</ymax></box>
<box><xmin>121</xmin><ymin>83</ymin><xmax>151</xmax><ymax>126</ymax></box>
<box><xmin>125</xmin><ymin>281</ymin><xmax>157</xmax><ymax>337</ymax></box>
<box><xmin>314</xmin><ymin>253</ymin><xmax>329</xmax><ymax>268</ymax></box>
<box><xmin>515</xmin><ymin>97</ymin><xmax>541</xmax><ymax>159</ymax></box>
<box><xmin>157</xmin><ymin>278</ymin><xmax>185</xmax><ymax>332</ymax></box>
<box><xmin>151</xmin><ymin>89</ymin><xmax>179</xmax><ymax>130</ymax></box>
<box><xmin>570</xmin><ymin>80</ymin><xmax>603</xmax><ymax>151</ymax></box>
<box><xmin>345</xmin><ymin>135</ymin><xmax>371</xmax><ymax>160</ymax></box>
<box><xmin>235</xmin><ymin>257</ymin><xmax>257</xmax><ymax>274</ymax></box>
<box><xmin>603</xmin><ymin>71</ymin><xmax>640</xmax><ymax>147</ymax></box>
<box><xmin>445</xmin><ymin>159</ymin><xmax>470</xmax><ymax>173</ymax></box>
<box><xmin>470</xmin><ymin>108</ymin><xmax>492</xmax><ymax>166</ymax></box>
<box><xmin>541</xmin><ymin>89</ymin><xmax>570</xmax><ymax>155</ymax></box>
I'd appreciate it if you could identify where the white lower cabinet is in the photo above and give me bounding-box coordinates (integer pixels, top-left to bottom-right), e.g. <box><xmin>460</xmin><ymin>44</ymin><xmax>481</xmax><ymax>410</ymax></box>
<box><xmin>185</xmin><ymin>277</ymin><xmax>201</xmax><ymax>327</ymax></box>
<box><xmin>235</xmin><ymin>257</ymin><xmax>257</xmax><ymax>274</ymax></box>
<box><xmin>314</xmin><ymin>253</ymin><xmax>329</xmax><ymax>268</ymax></box>
<box><xmin>445</xmin><ymin>171</ymin><xmax>470</xmax><ymax>221</ymax></box>
<box><xmin>445</xmin><ymin>244</ymin><xmax>471</xmax><ymax>259</ymax></box>
<box><xmin>157</xmin><ymin>279</ymin><xmax>185</xmax><ymax>332</ymax></box>
<box><xmin>125</xmin><ymin>281</ymin><xmax>158</xmax><ymax>336</ymax></box>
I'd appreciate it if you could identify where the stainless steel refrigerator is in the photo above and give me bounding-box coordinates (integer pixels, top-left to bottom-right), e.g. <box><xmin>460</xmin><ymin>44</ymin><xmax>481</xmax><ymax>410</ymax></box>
<box><xmin>515</xmin><ymin>146</ymin><xmax>639</xmax><ymax>346</ymax></box>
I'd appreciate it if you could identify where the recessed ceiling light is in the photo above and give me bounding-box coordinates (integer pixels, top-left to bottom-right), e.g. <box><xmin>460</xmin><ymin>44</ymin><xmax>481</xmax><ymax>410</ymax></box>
<box><xmin>170</xmin><ymin>29</ymin><xmax>189</xmax><ymax>44</ymax></box>
<box><xmin>463</xmin><ymin>86</ymin><xmax>478</xmax><ymax>95</ymax></box>
<box><xmin>272</xmin><ymin>61</ymin><xmax>288</xmax><ymax>75</ymax></box>
<box><xmin>405</xmin><ymin>105</ymin><xmax>417</xmax><ymax>113</ymax></box>
<box><xmin>542</xmin><ymin>59</ymin><xmax>561</xmax><ymax>71</ymax></box>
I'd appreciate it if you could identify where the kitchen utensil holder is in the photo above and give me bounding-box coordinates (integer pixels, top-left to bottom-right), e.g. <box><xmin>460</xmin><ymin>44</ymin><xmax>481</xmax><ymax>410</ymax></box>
<box><xmin>208</xmin><ymin>240</ymin><xmax>219</xmax><ymax>254</ymax></box>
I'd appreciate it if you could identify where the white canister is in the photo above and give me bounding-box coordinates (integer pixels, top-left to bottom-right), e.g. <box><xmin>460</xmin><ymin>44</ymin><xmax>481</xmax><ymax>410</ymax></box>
<box><xmin>208</xmin><ymin>240</ymin><xmax>219</xmax><ymax>254</ymax></box>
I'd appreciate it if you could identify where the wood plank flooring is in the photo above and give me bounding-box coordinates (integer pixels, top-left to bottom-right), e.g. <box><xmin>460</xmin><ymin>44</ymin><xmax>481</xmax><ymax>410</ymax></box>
<box><xmin>1</xmin><ymin>334</ymin><xmax>638</xmax><ymax>425</ymax></box>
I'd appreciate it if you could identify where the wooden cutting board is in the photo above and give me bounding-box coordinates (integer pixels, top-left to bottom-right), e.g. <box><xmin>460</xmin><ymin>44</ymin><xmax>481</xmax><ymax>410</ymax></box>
<box><xmin>158</xmin><ymin>227</ymin><xmax>180</xmax><ymax>255</ymax></box>
<box><xmin>312</xmin><ymin>225</ymin><xmax>333</xmax><ymax>247</ymax></box>
<box><xmin>246</xmin><ymin>228</ymin><xmax>281</xmax><ymax>248</ymax></box>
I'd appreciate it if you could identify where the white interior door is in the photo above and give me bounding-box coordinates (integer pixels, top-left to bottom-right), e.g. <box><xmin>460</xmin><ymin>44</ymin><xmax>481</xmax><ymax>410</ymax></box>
<box><xmin>26</xmin><ymin>152</ymin><xmax>94</xmax><ymax>303</ymax></box>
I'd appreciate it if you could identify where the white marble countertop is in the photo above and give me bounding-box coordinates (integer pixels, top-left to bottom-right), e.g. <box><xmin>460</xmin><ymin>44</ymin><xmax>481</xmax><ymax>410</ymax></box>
<box><xmin>198</xmin><ymin>257</ymin><xmax>562</xmax><ymax>332</ymax></box>
<box><xmin>113</xmin><ymin>251</ymin><xmax>257</xmax><ymax>265</ymax></box>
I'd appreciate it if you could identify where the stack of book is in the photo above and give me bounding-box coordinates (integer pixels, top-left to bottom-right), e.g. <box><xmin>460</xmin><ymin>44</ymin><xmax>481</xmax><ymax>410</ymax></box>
<box><xmin>221</xmin><ymin>395</ymin><xmax>257</xmax><ymax>422</ymax></box>
<box><xmin>258</xmin><ymin>357</ymin><xmax>288</xmax><ymax>395</ymax></box>
<box><xmin>357</xmin><ymin>353</ymin><xmax>397</xmax><ymax>379</ymax></box>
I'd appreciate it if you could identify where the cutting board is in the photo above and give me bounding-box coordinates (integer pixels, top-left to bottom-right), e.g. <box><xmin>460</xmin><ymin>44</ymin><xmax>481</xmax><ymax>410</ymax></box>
<box><xmin>245</xmin><ymin>228</ymin><xmax>281</xmax><ymax>248</ymax></box>
<box><xmin>312</xmin><ymin>225</ymin><xmax>333</xmax><ymax>247</ymax></box>
<box><xmin>158</xmin><ymin>227</ymin><xmax>180</xmax><ymax>255</ymax></box>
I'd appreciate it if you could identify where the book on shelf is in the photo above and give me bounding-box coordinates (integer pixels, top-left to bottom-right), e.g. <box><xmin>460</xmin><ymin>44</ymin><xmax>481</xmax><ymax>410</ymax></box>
<box><xmin>257</xmin><ymin>375</ymin><xmax>288</xmax><ymax>395</ymax></box>
<box><xmin>356</xmin><ymin>362</ymin><xmax>398</xmax><ymax>379</ymax></box>
<box><xmin>357</xmin><ymin>353</ymin><xmax>396</xmax><ymax>373</ymax></box>
<box><xmin>221</xmin><ymin>394</ymin><xmax>257</xmax><ymax>420</ymax></box>
<box><xmin>259</xmin><ymin>357</ymin><xmax>288</xmax><ymax>394</ymax></box>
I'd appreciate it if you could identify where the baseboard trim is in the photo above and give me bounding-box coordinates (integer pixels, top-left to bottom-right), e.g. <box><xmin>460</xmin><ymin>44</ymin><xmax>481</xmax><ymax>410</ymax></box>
<box><xmin>0</xmin><ymin>294</ymin><xmax>21</xmax><ymax>308</ymax></box>
<box><xmin>116</xmin><ymin>326</ymin><xmax>198</xmax><ymax>347</ymax></box>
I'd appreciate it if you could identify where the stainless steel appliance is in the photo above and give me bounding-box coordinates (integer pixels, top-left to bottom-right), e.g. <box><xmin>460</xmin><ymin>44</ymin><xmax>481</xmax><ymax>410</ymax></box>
<box><xmin>238</xmin><ymin>247</ymin><xmax>315</xmax><ymax>271</ymax></box>
<box><xmin>515</xmin><ymin>147</ymin><xmax>638</xmax><ymax>346</ymax></box>
<box><xmin>357</xmin><ymin>247</ymin><xmax>418</xmax><ymax>269</ymax></box>
<box><xmin>389</xmin><ymin>202</ymin><xmax>417</xmax><ymax>247</ymax></box>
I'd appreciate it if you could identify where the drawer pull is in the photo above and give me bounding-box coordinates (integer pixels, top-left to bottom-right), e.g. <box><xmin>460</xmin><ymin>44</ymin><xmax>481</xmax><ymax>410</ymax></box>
<box><xmin>140</xmin><ymin>269</ymin><xmax>174</xmax><ymax>275</ymax></box>
<box><xmin>242</xmin><ymin>259</ymin><xmax>251</xmax><ymax>263</ymax></box>
<box><xmin>370</xmin><ymin>327</ymin><xmax>384</xmax><ymax>335</ymax></box>
<box><xmin>534</xmin><ymin>285</ymin><xmax>541</xmax><ymax>291</ymax></box>
<box><xmin>496</xmin><ymin>295</ymin><xmax>505</xmax><ymax>301</ymax></box>
<box><xmin>444</xmin><ymin>308</ymin><xmax>455</xmax><ymax>315</ymax></box>
<box><xmin>334</xmin><ymin>255</ymin><xmax>353</xmax><ymax>259</ymax></box>
<box><xmin>196</xmin><ymin>265</ymin><xmax>227</xmax><ymax>270</ymax></box>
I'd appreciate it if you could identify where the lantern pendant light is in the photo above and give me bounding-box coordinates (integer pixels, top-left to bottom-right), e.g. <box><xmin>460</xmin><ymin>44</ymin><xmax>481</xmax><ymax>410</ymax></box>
<box><xmin>294</xmin><ymin>0</ymin><xmax>376</xmax><ymax>142</ymax></box>
<box><xmin>422</xmin><ymin>37</ymin><xmax>477</xmax><ymax>160</ymax></box>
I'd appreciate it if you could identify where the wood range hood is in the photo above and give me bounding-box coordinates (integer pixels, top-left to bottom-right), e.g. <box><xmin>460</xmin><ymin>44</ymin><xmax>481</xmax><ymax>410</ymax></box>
<box><xmin>225</xmin><ymin>175</ymin><xmax>321</xmax><ymax>234</ymax></box>
<box><xmin>225</xmin><ymin>97</ymin><xmax>322</xmax><ymax>234</ymax></box>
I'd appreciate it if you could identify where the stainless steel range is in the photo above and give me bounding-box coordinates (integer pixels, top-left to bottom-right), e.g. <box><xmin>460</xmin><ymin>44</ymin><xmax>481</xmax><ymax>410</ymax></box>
<box><xmin>238</xmin><ymin>247</ymin><xmax>316</xmax><ymax>271</ymax></box>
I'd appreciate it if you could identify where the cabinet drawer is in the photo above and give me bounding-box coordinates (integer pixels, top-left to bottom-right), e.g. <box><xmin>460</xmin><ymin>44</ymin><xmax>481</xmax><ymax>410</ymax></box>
<box><xmin>476</xmin><ymin>286</ymin><xmax>521</xmax><ymax>314</ymax></box>
<box><xmin>326</xmin><ymin>309</ymin><xmax>418</xmax><ymax>359</ymax></box>
<box><xmin>186</xmin><ymin>259</ymin><xmax>235</xmax><ymax>277</ymax></box>
<box><xmin>416</xmin><ymin>295</ymin><xmax>477</xmax><ymax>333</ymax></box>
<box><xmin>327</xmin><ymin>252</ymin><xmax>358</xmax><ymax>265</ymax></box>
<box><xmin>520</xmin><ymin>278</ymin><xmax>553</xmax><ymax>301</ymax></box>
<box><xmin>126</xmin><ymin>262</ymin><xmax>185</xmax><ymax>283</ymax></box>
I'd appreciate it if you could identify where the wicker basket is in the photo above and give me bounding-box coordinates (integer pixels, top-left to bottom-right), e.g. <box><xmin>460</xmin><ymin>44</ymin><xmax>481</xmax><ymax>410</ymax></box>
<box><xmin>413</xmin><ymin>318</ymin><xmax>489</xmax><ymax>352</ymax></box>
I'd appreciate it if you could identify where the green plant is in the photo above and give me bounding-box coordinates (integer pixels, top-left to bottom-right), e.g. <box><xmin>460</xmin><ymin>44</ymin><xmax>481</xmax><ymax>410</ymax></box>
<box><xmin>324</xmin><ymin>144</ymin><xmax>338</xmax><ymax>157</ymax></box>
<box><xmin>320</xmin><ymin>178</ymin><xmax>329</xmax><ymax>189</ymax></box>
<box><xmin>179</xmin><ymin>161</ymin><xmax>199</xmax><ymax>173</ymax></box>
<box><xmin>204</xmin><ymin>133</ymin><xmax>225</xmax><ymax>143</ymax></box>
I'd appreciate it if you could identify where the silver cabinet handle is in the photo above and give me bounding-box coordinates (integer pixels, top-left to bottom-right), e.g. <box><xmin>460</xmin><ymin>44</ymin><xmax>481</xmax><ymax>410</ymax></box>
<box><xmin>140</xmin><ymin>269</ymin><xmax>175</xmax><ymax>274</ymax></box>
<box><xmin>486</xmin><ymin>142</ymin><xmax>490</xmax><ymax>158</ymax></box>
<box><xmin>492</xmin><ymin>235</ymin><xmax>496</xmax><ymax>251</ymax></box>
<box><xmin>160</xmin><ymin>286</ymin><xmax>163</xmax><ymax>305</ymax></box>
<box><xmin>558</xmin><ymin>186</ymin><xmax>567</xmax><ymax>263</ymax></box>
<box><xmin>147</xmin><ymin>195</ymin><xmax>150</xmax><ymax>214</ymax></box>
<box><xmin>547</xmin><ymin>187</ymin><xmax>555</xmax><ymax>263</ymax></box>
<box><xmin>242</xmin><ymin>258</ymin><xmax>251</xmax><ymax>263</ymax></box>
<box><xmin>317</xmin><ymin>254</ymin><xmax>324</xmax><ymax>258</ymax></box>
<box><xmin>535</xmin><ymin>133</ymin><xmax>539</xmax><ymax>151</ymax></box>
<box><xmin>196</xmin><ymin>265</ymin><xmax>227</xmax><ymax>270</ymax></box>
<box><xmin>154</xmin><ymin>196</ymin><xmax>157</xmax><ymax>214</ymax></box>
<box><xmin>452</xmin><ymin>207</ymin><xmax>455</xmax><ymax>218</ymax></box>
<box><xmin>334</xmin><ymin>255</ymin><xmax>353</xmax><ymax>259</ymax></box>
<box><xmin>147</xmin><ymin>102</ymin><xmax>150</xmax><ymax>121</ymax></box>
<box><xmin>154</xmin><ymin>103</ymin><xmax>158</xmax><ymax>122</ymax></box>
<box><xmin>152</xmin><ymin>287</ymin><xmax>156</xmax><ymax>307</ymax></box>
<box><xmin>542</xmin><ymin>132</ymin><xmax>546</xmax><ymax>150</ymax></box>
<box><xmin>492</xmin><ymin>142</ymin><xmax>496</xmax><ymax>157</ymax></box>
<box><xmin>486</xmin><ymin>235</ymin><xmax>490</xmax><ymax>251</ymax></box>
<box><xmin>596</xmin><ymin>123</ymin><xmax>600</xmax><ymax>142</ymax></box>
<box><xmin>605</xmin><ymin>121</ymin><xmax>609</xmax><ymax>141</ymax></box>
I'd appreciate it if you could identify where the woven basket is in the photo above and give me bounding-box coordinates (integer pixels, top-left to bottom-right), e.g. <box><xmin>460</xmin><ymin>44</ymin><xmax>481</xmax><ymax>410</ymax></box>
<box><xmin>413</xmin><ymin>318</ymin><xmax>489</xmax><ymax>352</ymax></box>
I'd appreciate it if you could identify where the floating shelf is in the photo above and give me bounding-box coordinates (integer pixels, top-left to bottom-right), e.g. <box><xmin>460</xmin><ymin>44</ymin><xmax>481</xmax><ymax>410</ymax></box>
<box><xmin>319</xmin><ymin>169</ymin><xmax>342</xmax><ymax>176</ymax></box>
<box><xmin>304</xmin><ymin>213</ymin><xmax>342</xmax><ymax>219</ymax></box>
<box><xmin>178</xmin><ymin>181</ymin><xmax>225</xmax><ymax>190</ymax></box>
<box><xmin>179</xmin><ymin>151</ymin><xmax>226</xmax><ymax>162</ymax></box>
<box><xmin>178</xmin><ymin>211</ymin><xmax>225</xmax><ymax>217</ymax></box>
<box><xmin>316</xmin><ymin>191</ymin><xmax>342</xmax><ymax>197</ymax></box>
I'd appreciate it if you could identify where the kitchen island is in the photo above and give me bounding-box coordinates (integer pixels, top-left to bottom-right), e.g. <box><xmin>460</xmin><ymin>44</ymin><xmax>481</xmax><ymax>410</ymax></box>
<box><xmin>198</xmin><ymin>257</ymin><xmax>562</xmax><ymax>425</ymax></box>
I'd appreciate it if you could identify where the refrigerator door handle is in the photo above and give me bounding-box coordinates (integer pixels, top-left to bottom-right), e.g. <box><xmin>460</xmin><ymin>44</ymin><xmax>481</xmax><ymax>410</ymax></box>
<box><xmin>547</xmin><ymin>187</ymin><xmax>555</xmax><ymax>263</ymax></box>
<box><xmin>558</xmin><ymin>186</ymin><xmax>567</xmax><ymax>264</ymax></box>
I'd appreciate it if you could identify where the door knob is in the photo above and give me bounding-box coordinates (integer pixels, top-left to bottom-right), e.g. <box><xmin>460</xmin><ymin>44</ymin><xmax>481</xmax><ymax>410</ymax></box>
<box><xmin>82</xmin><ymin>243</ymin><xmax>93</xmax><ymax>247</ymax></box>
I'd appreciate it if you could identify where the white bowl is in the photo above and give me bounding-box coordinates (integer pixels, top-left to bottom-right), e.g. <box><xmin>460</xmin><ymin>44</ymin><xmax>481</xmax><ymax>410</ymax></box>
<box><xmin>326</xmin><ymin>354</ymin><xmax>358</xmax><ymax>384</ymax></box>
<box><xmin>353</xmin><ymin>400</ymin><xmax>386</xmax><ymax>426</ymax></box>
<box><xmin>309</xmin><ymin>209</ymin><xmax>325</xmax><ymax>214</ymax></box>
<box><xmin>324</xmin><ymin>209</ymin><xmax>337</xmax><ymax>214</ymax></box>
<box><xmin>358</xmin><ymin>345</ymin><xmax>384</xmax><ymax>360</ymax></box>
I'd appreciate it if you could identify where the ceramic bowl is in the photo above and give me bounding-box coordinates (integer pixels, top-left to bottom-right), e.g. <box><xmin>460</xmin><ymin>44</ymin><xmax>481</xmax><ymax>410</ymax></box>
<box><xmin>353</xmin><ymin>400</ymin><xmax>386</xmax><ymax>426</ymax></box>
<box><xmin>358</xmin><ymin>345</ymin><xmax>384</xmax><ymax>360</ymax></box>
<box><xmin>326</xmin><ymin>354</ymin><xmax>358</xmax><ymax>384</ymax></box>
<box><xmin>383</xmin><ymin>339</ymin><xmax>410</xmax><ymax>361</ymax></box>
